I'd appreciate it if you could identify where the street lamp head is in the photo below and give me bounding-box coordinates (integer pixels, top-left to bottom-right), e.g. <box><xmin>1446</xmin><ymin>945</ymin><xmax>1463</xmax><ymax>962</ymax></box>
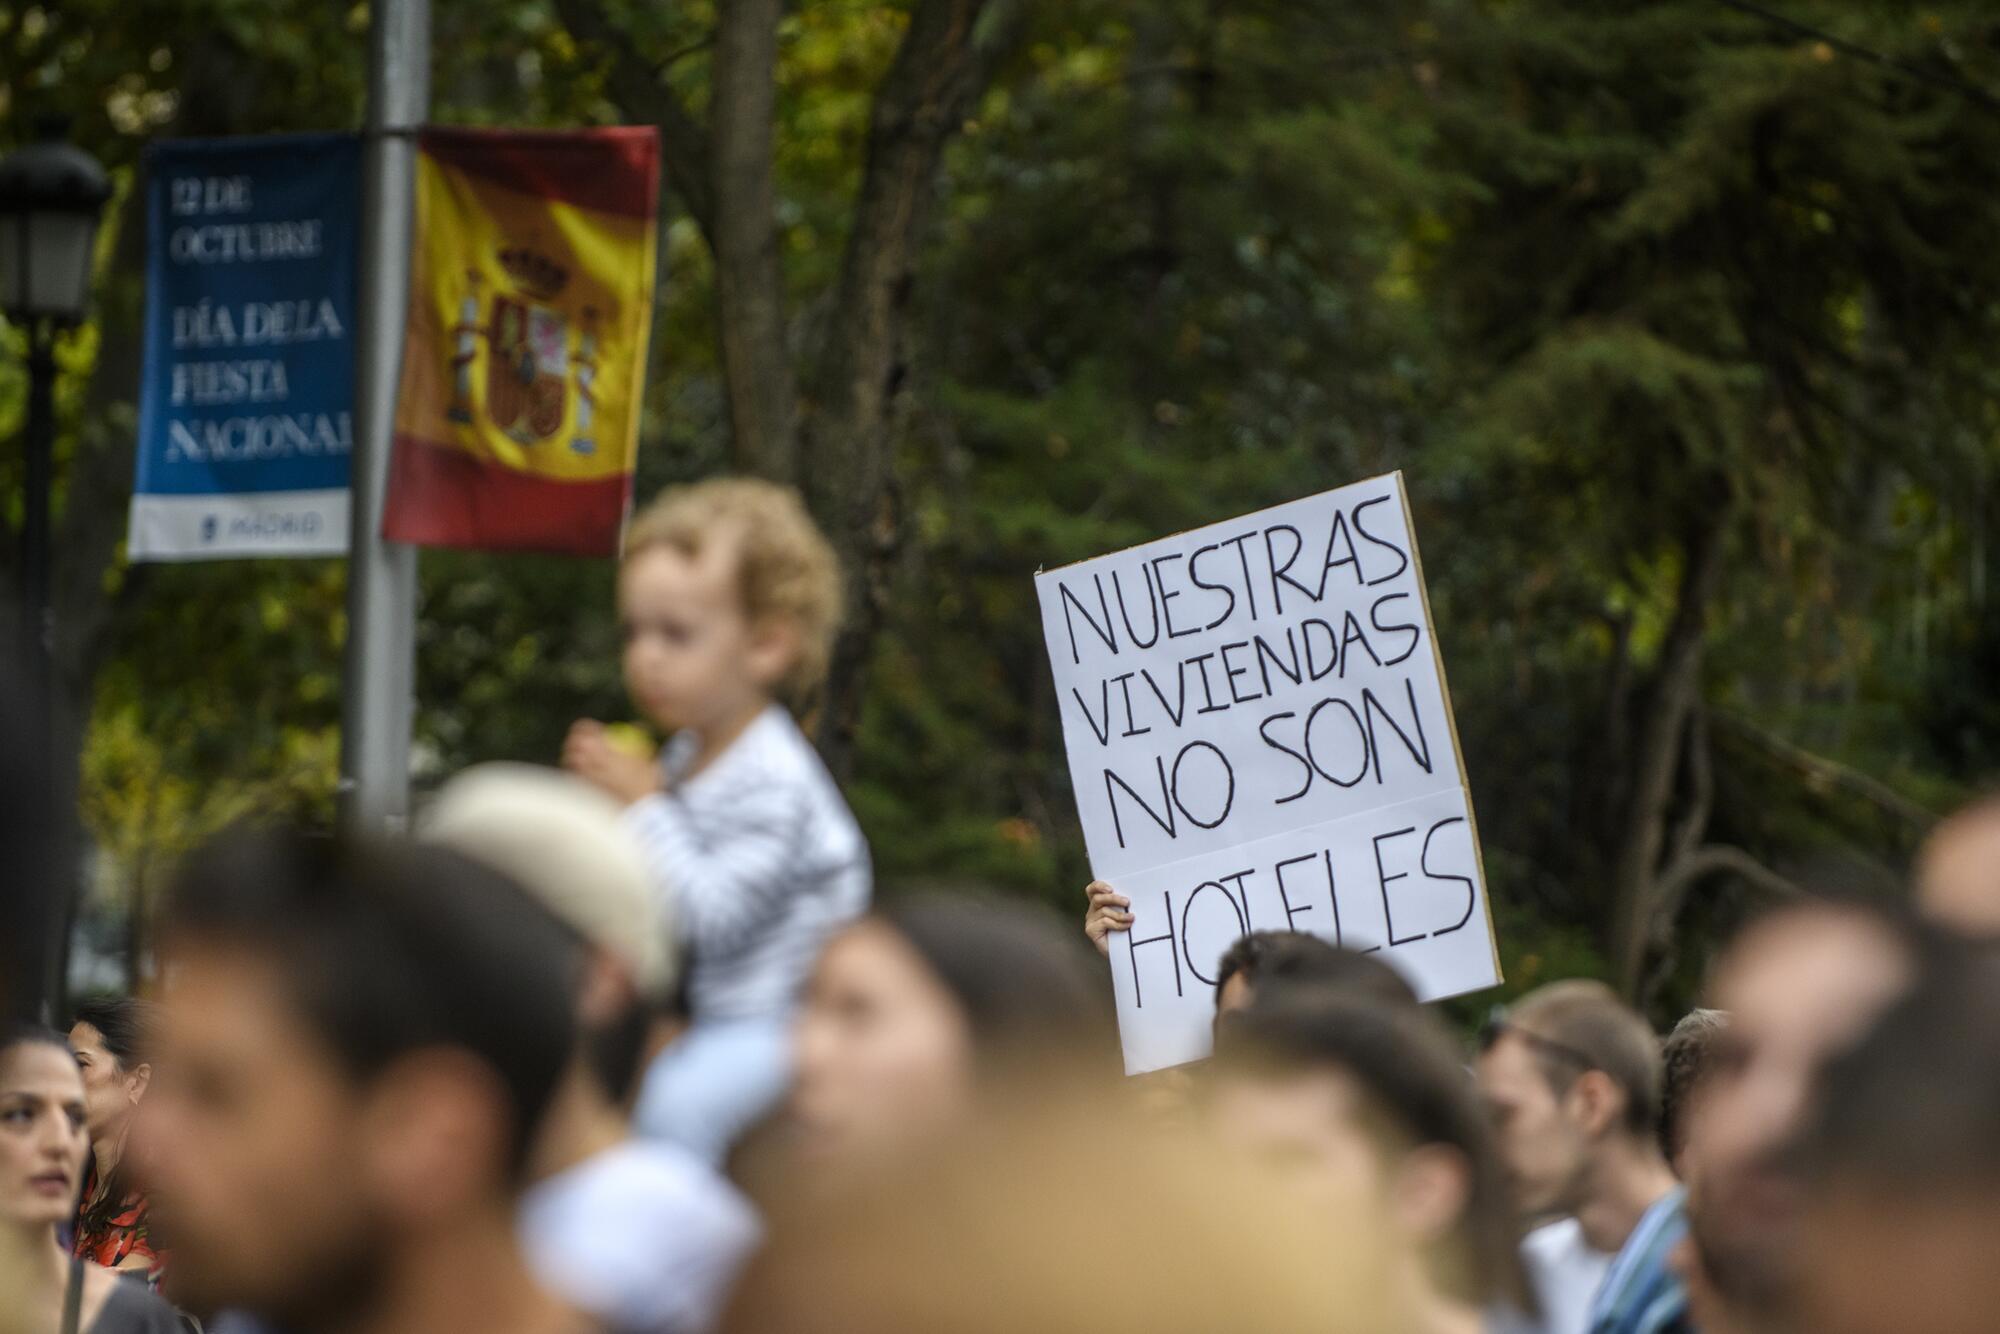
<box><xmin>0</xmin><ymin>117</ymin><xmax>113</xmax><ymax>327</ymax></box>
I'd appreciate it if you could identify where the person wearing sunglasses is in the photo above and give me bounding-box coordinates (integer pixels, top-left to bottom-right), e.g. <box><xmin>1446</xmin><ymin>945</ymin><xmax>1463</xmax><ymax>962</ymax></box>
<box><xmin>1474</xmin><ymin>984</ymin><xmax>1677</xmax><ymax>1334</ymax></box>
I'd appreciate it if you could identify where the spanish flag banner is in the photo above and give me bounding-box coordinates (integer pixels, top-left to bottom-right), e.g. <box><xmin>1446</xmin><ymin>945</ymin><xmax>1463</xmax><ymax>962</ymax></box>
<box><xmin>383</xmin><ymin>127</ymin><xmax>659</xmax><ymax>556</ymax></box>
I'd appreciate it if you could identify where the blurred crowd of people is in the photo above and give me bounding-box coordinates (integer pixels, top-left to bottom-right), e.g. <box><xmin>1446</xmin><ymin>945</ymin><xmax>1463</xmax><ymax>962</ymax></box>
<box><xmin>6</xmin><ymin>477</ymin><xmax>2000</xmax><ymax>1334</ymax></box>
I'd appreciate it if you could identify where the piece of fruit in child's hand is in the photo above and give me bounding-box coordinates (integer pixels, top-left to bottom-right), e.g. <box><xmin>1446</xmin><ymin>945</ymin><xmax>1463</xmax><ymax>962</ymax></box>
<box><xmin>602</xmin><ymin>723</ymin><xmax>657</xmax><ymax>761</ymax></box>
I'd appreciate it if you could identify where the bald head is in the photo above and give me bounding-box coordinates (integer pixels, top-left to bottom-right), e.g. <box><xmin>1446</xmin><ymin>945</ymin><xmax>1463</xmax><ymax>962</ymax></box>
<box><xmin>1917</xmin><ymin>795</ymin><xmax>2000</xmax><ymax>939</ymax></box>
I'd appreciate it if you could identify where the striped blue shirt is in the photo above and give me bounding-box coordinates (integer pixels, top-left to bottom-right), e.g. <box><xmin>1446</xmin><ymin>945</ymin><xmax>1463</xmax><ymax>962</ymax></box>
<box><xmin>1586</xmin><ymin>1185</ymin><xmax>1691</xmax><ymax>1334</ymax></box>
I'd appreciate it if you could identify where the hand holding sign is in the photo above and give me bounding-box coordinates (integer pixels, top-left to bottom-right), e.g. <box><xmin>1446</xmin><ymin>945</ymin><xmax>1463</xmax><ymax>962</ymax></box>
<box><xmin>1035</xmin><ymin>473</ymin><xmax>1502</xmax><ymax>1073</ymax></box>
<box><xmin>1084</xmin><ymin>881</ymin><xmax>1134</xmax><ymax>957</ymax></box>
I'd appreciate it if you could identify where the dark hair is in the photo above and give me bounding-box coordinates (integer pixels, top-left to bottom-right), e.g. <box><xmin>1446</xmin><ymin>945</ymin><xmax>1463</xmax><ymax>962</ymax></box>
<box><xmin>494</xmin><ymin>900</ymin><xmax>649</xmax><ymax>1107</ymax></box>
<box><xmin>1213</xmin><ymin>931</ymin><xmax>1419</xmax><ymax>1012</ymax></box>
<box><xmin>1659</xmin><ymin>1008</ymin><xmax>1727</xmax><ymax>1164</ymax></box>
<box><xmin>70</xmin><ymin>995</ymin><xmax>158</xmax><ymax>1072</ymax></box>
<box><xmin>1795</xmin><ymin>942</ymin><xmax>2000</xmax><ymax>1187</ymax></box>
<box><xmin>1214</xmin><ymin>994</ymin><xmax>1533</xmax><ymax>1314</ymax></box>
<box><xmin>66</xmin><ymin>998</ymin><xmax>158</xmax><ymax>1240</ymax></box>
<box><xmin>583</xmin><ymin>995</ymin><xmax>654</xmax><ymax>1106</ymax></box>
<box><xmin>160</xmin><ymin>827</ymin><xmax>578</xmax><ymax>1178</ymax></box>
<box><xmin>1491</xmin><ymin>980</ymin><xmax>1661</xmax><ymax>1141</ymax></box>
<box><xmin>877</xmin><ymin>894</ymin><xmax>1115</xmax><ymax>1083</ymax></box>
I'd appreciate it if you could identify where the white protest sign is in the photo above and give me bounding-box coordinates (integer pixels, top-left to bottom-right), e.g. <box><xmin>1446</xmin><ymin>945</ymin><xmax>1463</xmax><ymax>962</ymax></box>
<box><xmin>1035</xmin><ymin>472</ymin><xmax>1501</xmax><ymax>1074</ymax></box>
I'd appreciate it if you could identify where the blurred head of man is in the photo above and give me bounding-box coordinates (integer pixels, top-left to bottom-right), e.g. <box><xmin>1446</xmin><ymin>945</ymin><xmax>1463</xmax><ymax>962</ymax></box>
<box><xmin>1682</xmin><ymin>899</ymin><xmax>1921</xmax><ymax>1321</ymax></box>
<box><xmin>1658</xmin><ymin>1008</ymin><xmax>1727</xmax><ymax>1180</ymax></box>
<box><xmin>1916</xmin><ymin>794</ymin><xmax>2000</xmax><ymax>939</ymax></box>
<box><xmin>141</xmin><ymin>829</ymin><xmax>577</xmax><ymax>1328</ymax></box>
<box><xmin>1210</xmin><ymin>932</ymin><xmax>1418</xmax><ymax>1018</ymax></box>
<box><xmin>1792</xmin><ymin>946</ymin><xmax>2000</xmax><ymax>1334</ymax></box>
<box><xmin>1211</xmin><ymin>995</ymin><xmax>1532</xmax><ymax>1319</ymax></box>
<box><xmin>423</xmin><ymin>763</ymin><xmax>674</xmax><ymax>1134</ymax></box>
<box><xmin>1475</xmin><ymin>980</ymin><xmax>1663</xmax><ymax>1223</ymax></box>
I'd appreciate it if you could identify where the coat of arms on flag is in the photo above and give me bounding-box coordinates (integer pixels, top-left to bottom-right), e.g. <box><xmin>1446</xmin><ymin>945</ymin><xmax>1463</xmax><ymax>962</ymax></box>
<box><xmin>447</xmin><ymin>248</ymin><xmax>600</xmax><ymax>449</ymax></box>
<box><xmin>384</xmin><ymin>127</ymin><xmax>659</xmax><ymax>556</ymax></box>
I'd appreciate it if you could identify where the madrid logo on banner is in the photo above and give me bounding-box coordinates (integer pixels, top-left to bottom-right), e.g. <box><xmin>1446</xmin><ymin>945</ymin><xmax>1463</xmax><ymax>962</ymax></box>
<box><xmin>383</xmin><ymin>127</ymin><xmax>661</xmax><ymax>557</ymax></box>
<box><xmin>129</xmin><ymin>134</ymin><xmax>361</xmax><ymax>561</ymax></box>
<box><xmin>1035</xmin><ymin>474</ymin><xmax>1502</xmax><ymax>1074</ymax></box>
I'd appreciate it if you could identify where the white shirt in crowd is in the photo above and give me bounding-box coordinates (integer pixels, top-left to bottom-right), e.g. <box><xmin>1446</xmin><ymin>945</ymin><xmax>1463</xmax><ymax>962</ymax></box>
<box><xmin>519</xmin><ymin>1138</ymin><xmax>762</xmax><ymax>1334</ymax></box>
<box><xmin>1506</xmin><ymin>1216</ymin><xmax>1615</xmax><ymax>1334</ymax></box>
<box><xmin>623</xmin><ymin>705</ymin><xmax>872</xmax><ymax>1021</ymax></box>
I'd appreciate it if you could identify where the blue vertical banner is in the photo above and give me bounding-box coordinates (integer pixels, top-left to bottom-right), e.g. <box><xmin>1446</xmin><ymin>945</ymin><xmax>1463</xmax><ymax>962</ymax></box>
<box><xmin>129</xmin><ymin>134</ymin><xmax>362</xmax><ymax>560</ymax></box>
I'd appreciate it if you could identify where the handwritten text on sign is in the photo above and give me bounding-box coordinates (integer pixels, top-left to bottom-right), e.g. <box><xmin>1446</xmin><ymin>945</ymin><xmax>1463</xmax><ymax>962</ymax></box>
<box><xmin>1036</xmin><ymin>474</ymin><xmax>1501</xmax><ymax>1073</ymax></box>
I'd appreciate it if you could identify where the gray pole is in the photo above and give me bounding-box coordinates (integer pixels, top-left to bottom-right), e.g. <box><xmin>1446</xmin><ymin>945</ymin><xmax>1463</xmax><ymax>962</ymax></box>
<box><xmin>339</xmin><ymin>0</ymin><xmax>429</xmax><ymax>833</ymax></box>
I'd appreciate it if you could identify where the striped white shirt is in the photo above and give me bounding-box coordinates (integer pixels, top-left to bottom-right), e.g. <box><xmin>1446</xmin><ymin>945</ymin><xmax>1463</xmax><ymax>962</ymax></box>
<box><xmin>624</xmin><ymin>705</ymin><xmax>871</xmax><ymax>1021</ymax></box>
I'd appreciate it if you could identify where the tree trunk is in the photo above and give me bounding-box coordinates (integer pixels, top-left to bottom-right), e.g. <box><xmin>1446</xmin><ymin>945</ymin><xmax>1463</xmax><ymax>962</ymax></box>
<box><xmin>804</xmin><ymin>0</ymin><xmax>1022</xmax><ymax>776</ymax></box>
<box><xmin>555</xmin><ymin>0</ymin><xmax>1026</xmax><ymax>773</ymax></box>
<box><xmin>1637</xmin><ymin>840</ymin><xmax>1799</xmax><ymax>1009</ymax></box>
<box><xmin>709</xmin><ymin>0</ymin><xmax>800</xmax><ymax>482</ymax></box>
<box><xmin>1603</xmin><ymin>506</ymin><xmax>1731</xmax><ymax>997</ymax></box>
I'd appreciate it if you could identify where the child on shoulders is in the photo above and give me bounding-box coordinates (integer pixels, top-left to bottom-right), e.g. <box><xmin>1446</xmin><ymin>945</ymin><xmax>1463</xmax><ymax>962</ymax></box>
<box><xmin>565</xmin><ymin>478</ymin><xmax>870</xmax><ymax>1164</ymax></box>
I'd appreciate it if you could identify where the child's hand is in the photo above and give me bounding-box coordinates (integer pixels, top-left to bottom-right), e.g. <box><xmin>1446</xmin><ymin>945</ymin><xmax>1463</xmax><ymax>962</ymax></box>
<box><xmin>563</xmin><ymin>719</ymin><xmax>664</xmax><ymax>805</ymax></box>
<box><xmin>1083</xmin><ymin>880</ymin><xmax>1133</xmax><ymax>957</ymax></box>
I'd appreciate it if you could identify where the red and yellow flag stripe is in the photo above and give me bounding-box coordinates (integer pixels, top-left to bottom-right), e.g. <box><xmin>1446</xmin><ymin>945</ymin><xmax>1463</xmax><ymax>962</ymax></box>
<box><xmin>384</xmin><ymin>126</ymin><xmax>660</xmax><ymax>556</ymax></box>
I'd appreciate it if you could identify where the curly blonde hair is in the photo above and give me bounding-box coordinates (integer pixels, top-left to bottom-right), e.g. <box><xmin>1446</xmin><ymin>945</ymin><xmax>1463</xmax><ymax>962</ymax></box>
<box><xmin>624</xmin><ymin>478</ymin><xmax>844</xmax><ymax>701</ymax></box>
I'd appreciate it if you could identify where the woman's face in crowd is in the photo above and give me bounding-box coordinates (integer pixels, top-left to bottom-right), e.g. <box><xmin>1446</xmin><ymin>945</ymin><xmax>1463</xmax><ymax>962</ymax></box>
<box><xmin>792</xmin><ymin>921</ymin><xmax>976</xmax><ymax>1167</ymax></box>
<box><xmin>0</xmin><ymin>1042</ymin><xmax>90</xmax><ymax>1228</ymax></box>
<box><xmin>69</xmin><ymin>1021</ymin><xmax>143</xmax><ymax>1143</ymax></box>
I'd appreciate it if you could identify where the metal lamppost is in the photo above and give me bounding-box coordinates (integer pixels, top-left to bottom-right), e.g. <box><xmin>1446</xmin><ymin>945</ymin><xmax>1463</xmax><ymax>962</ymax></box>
<box><xmin>0</xmin><ymin>120</ymin><xmax>112</xmax><ymax>1018</ymax></box>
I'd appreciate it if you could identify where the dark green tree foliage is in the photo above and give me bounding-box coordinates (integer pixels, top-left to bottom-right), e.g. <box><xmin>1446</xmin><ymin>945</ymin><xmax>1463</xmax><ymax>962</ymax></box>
<box><xmin>1415</xmin><ymin>1</ymin><xmax>2000</xmax><ymax>996</ymax></box>
<box><xmin>8</xmin><ymin>0</ymin><xmax>1999</xmax><ymax>1013</ymax></box>
<box><xmin>860</xmin><ymin>0</ymin><xmax>1449</xmax><ymax>893</ymax></box>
